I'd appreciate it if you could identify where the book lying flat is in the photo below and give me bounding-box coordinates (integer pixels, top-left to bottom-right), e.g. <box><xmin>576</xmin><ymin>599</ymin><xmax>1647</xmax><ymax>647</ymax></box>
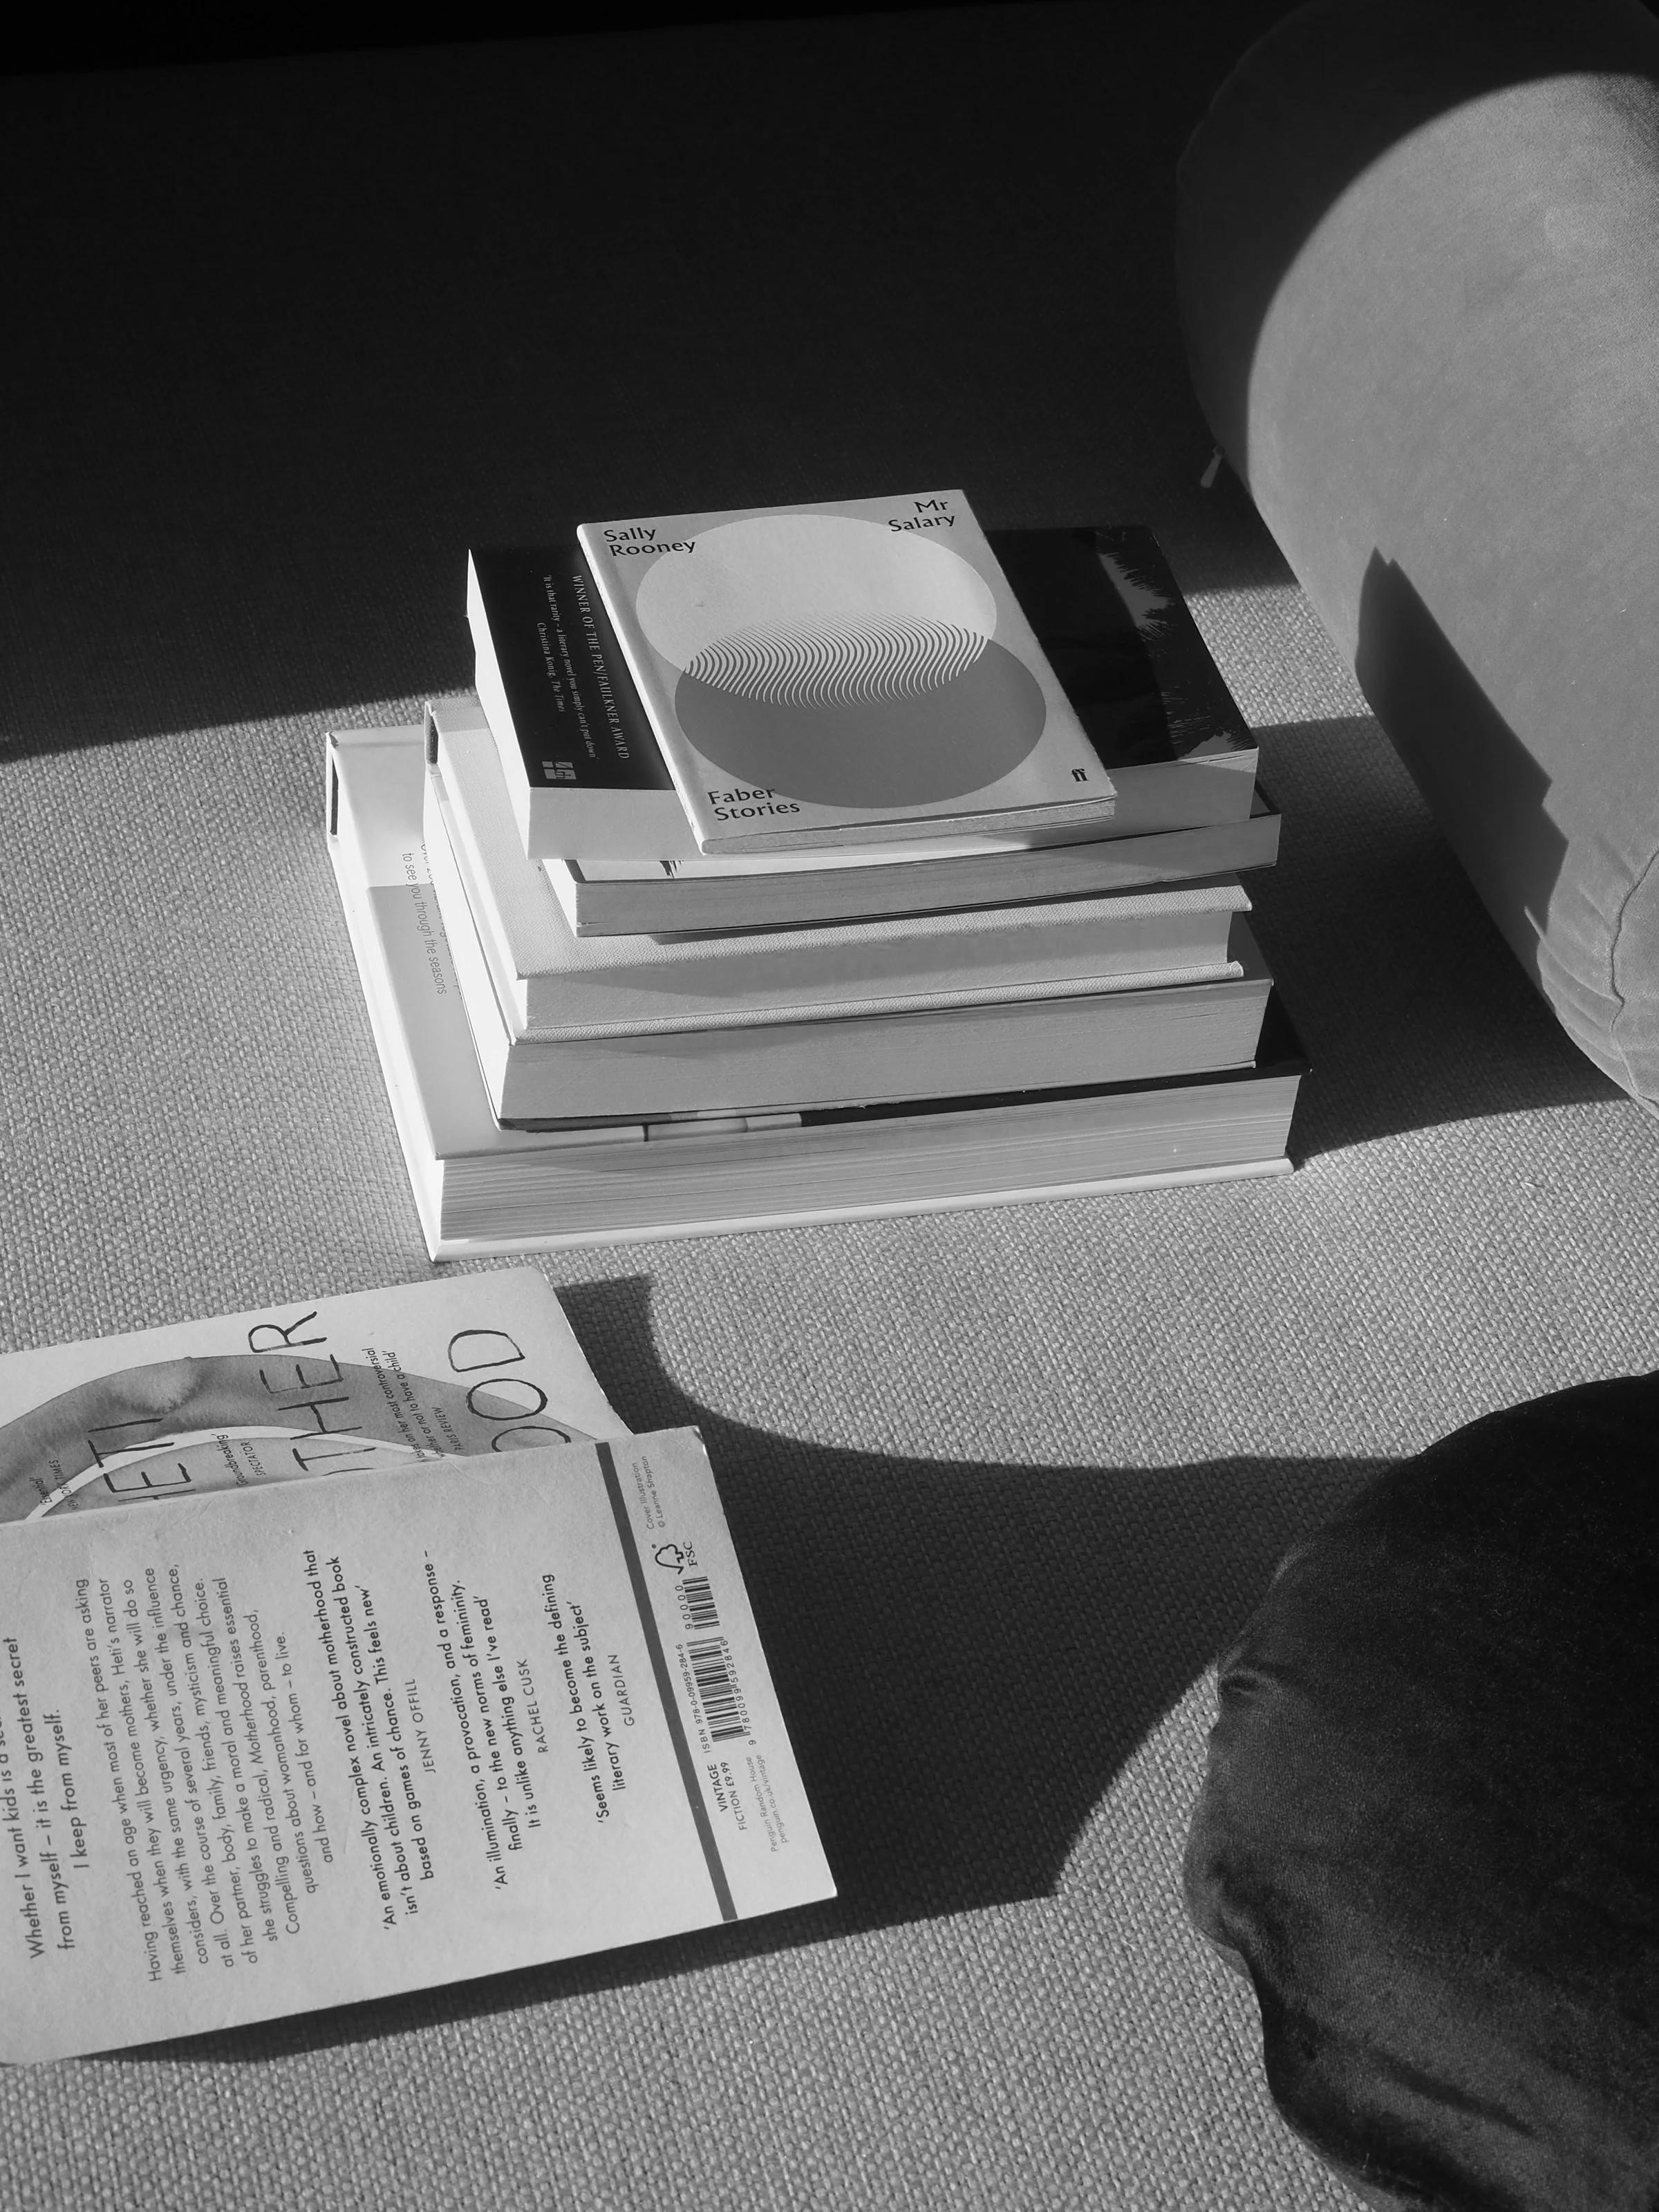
<box><xmin>577</xmin><ymin>489</ymin><xmax>1120</xmax><ymax>853</ymax></box>
<box><xmin>465</xmin><ymin>522</ymin><xmax>1257</xmax><ymax>867</ymax></box>
<box><xmin>0</xmin><ymin>1421</ymin><xmax>832</xmax><ymax>2061</ymax></box>
<box><xmin>549</xmin><ymin>793</ymin><xmax>1282</xmax><ymax>937</ymax></box>
<box><xmin>427</xmin><ymin>704</ymin><xmax>1247</xmax><ymax>1040</ymax></box>
<box><xmin>464</xmin><ymin>554</ymin><xmax>1071</xmax><ymax>866</ymax></box>
<box><xmin>326</xmin><ymin>729</ymin><xmax>1300</xmax><ymax>1257</ymax></box>
<box><xmin>424</xmin><ymin>792</ymin><xmax>1273</xmax><ymax>1126</ymax></box>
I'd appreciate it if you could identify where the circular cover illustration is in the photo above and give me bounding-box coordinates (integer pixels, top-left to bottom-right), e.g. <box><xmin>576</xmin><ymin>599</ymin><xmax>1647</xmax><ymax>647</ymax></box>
<box><xmin>634</xmin><ymin>514</ymin><xmax>1047</xmax><ymax>808</ymax></box>
<box><xmin>2</xmin><ymin>1357</ymin><xmax>594</xmax><ymax>1521</ymax></box>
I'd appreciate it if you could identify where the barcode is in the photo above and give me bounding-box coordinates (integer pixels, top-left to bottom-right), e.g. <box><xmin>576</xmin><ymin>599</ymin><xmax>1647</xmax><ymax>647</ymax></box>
<box><xmin>680</xmin><ymin>1576</ymin><xmax>720</xmax><ymax>1631</ymax></box>
<box><xmin>687</xmin><ymin>1638</ymin><xmax>749</xmax><ymax>1742</ymax></box>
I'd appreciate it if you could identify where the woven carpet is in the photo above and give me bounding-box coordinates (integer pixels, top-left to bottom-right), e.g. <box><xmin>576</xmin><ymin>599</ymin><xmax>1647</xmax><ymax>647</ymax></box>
<box><xmin>2</xmin><ymin>10</ymin><xmax>1655</xmax><ymax>2207</ymax></box>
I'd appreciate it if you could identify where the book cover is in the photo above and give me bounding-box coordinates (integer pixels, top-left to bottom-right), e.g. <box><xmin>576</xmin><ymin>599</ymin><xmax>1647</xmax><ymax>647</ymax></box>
<box><xmin>576</xmin><ymin>490</ymin><xmax>1119</xmax><ymax>852</ymax></box>
<box><xmin>0</xmin><ymin>1271</ymin><xmax>627</xmax><ymax>1524</ymax></box>
<box><xmin>474</xmin><ymin>523</ymin><xmax>1257</xmax><ymax>865</ymax></box>
<box><xmin>0</xmin><ymin>1426</ymin><xmax>834</xmax><ymax>2061</ymax></box>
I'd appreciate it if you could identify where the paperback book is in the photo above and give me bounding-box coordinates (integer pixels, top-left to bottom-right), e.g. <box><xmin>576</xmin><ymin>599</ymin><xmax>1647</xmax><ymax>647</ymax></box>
<box><xmin>427</xmin><ymin>704</ymin><xmax>1248</xmax><ymax>1040</ymax></box>
<box><xmin>435</xmin><ymin>789</ymin><xmax>1273</xmax><ymax>1126</ymax></box>
<box><xmin>467</xmin><ymin>548</ymin><xmax>690</xmax><ymax>858</ymax></box>
<box><xmin>547</xmin><ymin>792</ymin><xmax>1283</xmax><ymax>937</ymax></box>
<box><xmin>575</xmin><ymin>489</ymin><xmax>1120</xmax><ymax>852</ymax></box>
<box><xmin>0</xmin><ymin>1269</ymin><xmax>624</xmax><ymax>1524</ymax></box>
<box><xmin>465</xmin><ymin>520</ymin><xmax>1259</xmax><ymax>873</ymax></box>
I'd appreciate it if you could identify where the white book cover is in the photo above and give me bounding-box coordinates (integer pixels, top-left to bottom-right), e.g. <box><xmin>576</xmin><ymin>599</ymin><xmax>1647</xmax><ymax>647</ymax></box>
<box><xmin>0</xmin><ymin>1270</ymin><xmax>626</xmax><ymax>1525</ymax></box>
<box><xmin>544</xmin><ymin>800</ymin><xmax>1284</xmax><ymax>938</ymax></box>
<box><xmin>0</xmin><ymin>1425</ymin><xmax>834</xmax><ymax>2060</ymax></box>
<box><xmin>577</xmin><ymin>490</ymin><xmax>1118</xmax><ymax>852</ymax></box>
<box><xmin>429</xmin><ymin>710</ymin><xmax>1244</xmax><ymax>1040</ymax></box>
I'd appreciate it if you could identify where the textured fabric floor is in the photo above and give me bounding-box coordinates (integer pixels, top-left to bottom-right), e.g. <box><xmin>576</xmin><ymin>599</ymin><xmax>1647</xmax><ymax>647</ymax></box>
<box><xmin>3</xmin><ymin>11</ymin><xmax>1655</xmax><ymax>2209</ymax></box>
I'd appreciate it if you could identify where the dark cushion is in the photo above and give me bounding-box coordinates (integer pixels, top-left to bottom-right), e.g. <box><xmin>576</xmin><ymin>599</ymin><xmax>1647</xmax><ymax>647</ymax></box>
<box><xmin>1184</xmin><ymin>1372</ymin><xmax>1659</xmax><ymax>2209</ymax></box>
<box><xmin>1176</xmin><ymin>0</ymin><xmax>1659</xmax><ymax>1108</ymax></box>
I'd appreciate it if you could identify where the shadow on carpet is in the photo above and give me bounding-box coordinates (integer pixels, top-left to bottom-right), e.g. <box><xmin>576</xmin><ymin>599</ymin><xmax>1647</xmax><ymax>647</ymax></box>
<box><xmin>128</xmin><ymin>1274</ymin><xmax>1377</xmax><ymax>2065</ymax></box>
<box><xmin>1248</xmin><ymin>715</ymin><xmax>1631</xmax><ymax>1150</ymax></box>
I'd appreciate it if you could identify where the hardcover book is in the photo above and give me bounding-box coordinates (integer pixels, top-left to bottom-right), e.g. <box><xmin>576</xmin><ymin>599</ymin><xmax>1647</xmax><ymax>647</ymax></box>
<box><xmin>575</xmin><ymin>490</ymin><xmax>1120</xmax><ymax>852</ymax></box>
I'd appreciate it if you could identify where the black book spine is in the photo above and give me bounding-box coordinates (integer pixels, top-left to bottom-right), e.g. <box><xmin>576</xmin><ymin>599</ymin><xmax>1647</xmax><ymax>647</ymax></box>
<box><xmin>472</xmin><ymin>546</ymin><xmax>675</xmax><ymax>796</ymax></box>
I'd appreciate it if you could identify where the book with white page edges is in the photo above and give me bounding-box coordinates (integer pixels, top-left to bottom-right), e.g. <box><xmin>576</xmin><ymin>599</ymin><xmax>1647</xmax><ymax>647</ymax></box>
<box><xmin>324</xmin><ymin>727</ymin><xmax>1302</xmax><ymax>1257</ymax></box>
<box><xmin>425</xmin><ymin>702</ymin><xmax>1247</xmax><ymax>1040</ymax></box>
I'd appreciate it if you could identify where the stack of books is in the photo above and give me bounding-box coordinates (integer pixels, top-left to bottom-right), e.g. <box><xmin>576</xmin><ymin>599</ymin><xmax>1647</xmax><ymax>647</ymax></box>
<box><xmin>327</xmin><ymin>490</ymin><xmax>1304</xmax><ymax>1258</ymax></box>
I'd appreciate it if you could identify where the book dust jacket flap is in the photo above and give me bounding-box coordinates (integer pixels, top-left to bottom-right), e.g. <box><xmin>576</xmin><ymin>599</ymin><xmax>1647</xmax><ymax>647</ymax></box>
<box><xmin>576</xmin><ymin>490</ymin><xmax>1119</xmax><ymax>852</ymax></box>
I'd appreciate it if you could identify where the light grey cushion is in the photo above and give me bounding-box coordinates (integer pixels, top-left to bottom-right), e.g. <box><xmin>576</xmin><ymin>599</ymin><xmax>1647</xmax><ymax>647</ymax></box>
<box><xmin>1176</xmin><ymin>0</ymin><xmax>1659</xmax><ymax>1105</ymax></box>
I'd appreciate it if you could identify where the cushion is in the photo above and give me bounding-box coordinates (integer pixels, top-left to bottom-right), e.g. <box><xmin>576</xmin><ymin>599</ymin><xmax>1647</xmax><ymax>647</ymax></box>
<box><xmin>1184</xmin><ymin>1372</ymin><xmax>1659</xmax><ymax>2210</ymax></box>
<box><xmin>1175</xmin><ymin>0</ymin><xmax>1659</xmax><ymax>1108</ymax></box>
